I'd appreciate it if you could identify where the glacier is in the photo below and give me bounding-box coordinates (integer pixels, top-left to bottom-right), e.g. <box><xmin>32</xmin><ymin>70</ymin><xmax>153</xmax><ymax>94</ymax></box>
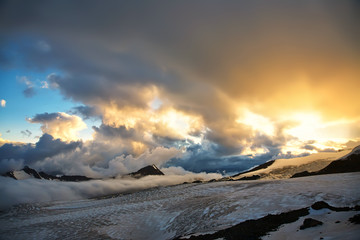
<box><xmin>0</xmin><ymin>172</ymin><xmax>359</xmax><ymax>240</ymax></box>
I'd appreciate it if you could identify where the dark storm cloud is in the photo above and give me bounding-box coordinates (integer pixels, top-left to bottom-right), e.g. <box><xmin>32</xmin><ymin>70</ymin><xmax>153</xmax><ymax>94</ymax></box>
<box><xmin>30</xmin><ymin>112</ymin><xmax>62</xmax><ymax>122</ymax></box>
<box><xmin>2</xmin><ymin>0</ymin><xmax>358</xmax><ymax>117</ymax></box>
<box><xmin>166</xmin><ymin>142</ymin><xmax>279</xmax><ymax>174</ymax></box>
<box><xmin>167</xmin><ymin>138</ymin><xmax>312</xmax><ymax>174</ymax></box>
<box><xmin>0</xmin><ymin>134</ymin><xmax>81</xmax><ymax>173</ymax></box>
<box><xmin>71</xmin><ymin>106</ymin><xmax>99</xmax><ymax>120</ymax></box>
<box><xmin>93</xmin><ymin>124</ymin><xmax>136</xmax><ymax>139</ymax></box>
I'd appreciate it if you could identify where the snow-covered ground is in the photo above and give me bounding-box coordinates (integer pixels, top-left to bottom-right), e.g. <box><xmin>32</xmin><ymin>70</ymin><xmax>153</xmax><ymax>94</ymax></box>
<box><xmin>262</xmin><ymin>208</ymin><xmax>360</xmax><ymax>240</ymax></box>
<box><xmin>0</xmin><ymin>173</ymin><xmax>359</xmax><ymax>240</ymax></box>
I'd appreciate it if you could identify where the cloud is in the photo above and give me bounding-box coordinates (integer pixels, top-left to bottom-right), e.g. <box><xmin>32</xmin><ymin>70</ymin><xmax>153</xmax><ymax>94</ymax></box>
<box><xmin>23</xmin><ymin>87</ymin><xmax>35</xmax><ymax>98</ymax></box>
<box><xmin>0</xmin><ymin>134</ymin><xmax>81</xmax><ymax>173</ymax></box>
<box><xmin>37</xmin><ymin>40</ymin><xmax>51</xmax><ymax>52</ymax></box>
<box><xmin>20</xmin><ymin>129</ymin><xmax>32</xmax><ymax>137</ymax></box>
<box><xmin>70</xmin><ymin>105</ymin><xmax>99</xmax><ymax>120</ymax></box>
<box><xmin>93</xmin><ymin>124</ymin><xmax>136</xmax><ymax>139</ymax></box>
<box><xmin>0</xmin><ymin>1</ymin><xmax>359</xmax><ymax>173</ymax></box>
<box><xmin>0</xmin><ymin>133</ymin><xmax>17</xmax><ymax>147</ymax></box>
<box><xmin>0</xmin><ymin>168</ymin><xmax>222</xmax><ymax>209</ymax></box>
<box><xmin>0</xmin><ymin>99</ymin><xmax>5</xmax><ymax>107</ymax></box>
<box><xmin>2</xmin><ymin>1</ymin><xmax>358</xmax><ymax>120</ymax></box>
<box><xmin>30</xmin><ymin>138</ymin><xmax>183</xmax><ymax>178</ymax></box>
<box><xmin>106</xmin><ymin>146</ymin><xmax>183</xmax><ymax>175</ymax></box>
<box><xmin>18</xmin><ymin>76</ymin><xmax>36</xmax><ymax>98</ymax></box>
<box><xmin>40</xmin><ymin>80</ymin><xmax>49</xmax><ymax>88</ymax></box>
<box><xmin>27</xmin><ymin>112</ymin><xmax>87</xmax><ymax>141</ymax></box>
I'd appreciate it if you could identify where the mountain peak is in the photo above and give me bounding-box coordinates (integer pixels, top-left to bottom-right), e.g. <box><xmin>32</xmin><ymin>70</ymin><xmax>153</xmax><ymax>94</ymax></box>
<box><xmin>128</xmin><ymin>165</ymin><xmax>164</xmax><ymax>179</ymax></box>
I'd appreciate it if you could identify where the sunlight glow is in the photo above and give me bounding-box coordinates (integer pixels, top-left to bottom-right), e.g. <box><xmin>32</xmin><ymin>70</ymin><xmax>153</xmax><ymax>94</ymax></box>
<box><xmin>285</xmin><ymin>112</ymin><xmax>350</xmax><ymax>143</ymax></box>
<box><xmin>149</xmin><ymin>109</ymin><xmax>203</xmax><ymax>140</ymax></box>
<box><xmin>236</xmin><ymin>110</ymin><xmax>275</xmax><ymax>136</ymax></box>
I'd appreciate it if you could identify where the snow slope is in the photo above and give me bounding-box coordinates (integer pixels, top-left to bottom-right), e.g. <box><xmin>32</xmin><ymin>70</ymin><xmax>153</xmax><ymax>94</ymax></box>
<box><xmin>0</xmin><ymin>172</ymin><xmax>359</xmax><ymax>240</ymax></box>
<box><xmin>233</xmin><ymin>148</ymin><xmax>353</xmax><ymax>180</ymax></box>
<box><xmin>12</xmin><ymin>170</ymin><xmax>32</xmax><ymax>180</ymax></box>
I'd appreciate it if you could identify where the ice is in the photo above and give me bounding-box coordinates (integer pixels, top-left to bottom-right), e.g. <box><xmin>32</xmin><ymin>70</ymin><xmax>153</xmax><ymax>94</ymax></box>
<box><xmin>0</xmin><ymin>173</ymin><xmax>359</xmax><ymax>240</ymax></box>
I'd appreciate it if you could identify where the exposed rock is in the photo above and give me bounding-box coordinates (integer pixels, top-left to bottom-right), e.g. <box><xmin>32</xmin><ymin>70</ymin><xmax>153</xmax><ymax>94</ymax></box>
<box><xmin>349</xmin><ymin>214</ymin><xmax>360</xmax><ymax>224</ymax></box>
<box><xmin>192</xmin><ymin>180</ymin><xmax>202</xmax><ymax>184</ymax></box>
<box><xmin>58</xmin><ymin>175</ymin><xmax>92</xmax><ymax>181</ymax></box>
<box><xmin>128</xmin><ymin>164</ymin><xmax>164</xmax><ymax>178</ymax></box>
<box><xmin>299</xmin><ymin>218</ymin><xmax>323</xmax><ymax>230</ymax></box>
<box><xmin>3</xmin><ymin>166</ymin><xmax>93</xmax><ymax>181</ymax></box>
<box><xmin>311</xmin><ymin>201</ymin><xmax>353</xmax><ymax>212</ymax></box>
<box><xmin>38</xmin><ymin>171</ymin><xmax>57</xmax><ymax>180</ymax></box>
<box><xmin>3</xmin><ymin>171</ymin><xmax>16</xmax><ymax>180</ymax></box>
<box><xmin>238</xmin><ymin>175</ymin><xmax>260</xmax><ymax>181</ymax></box>
<box><xmin>232</xmin><ymin>160</ymin><xmax>275</xmax><ymax>178</ymax></box>
<box><xmin>23</xmin><ymin>166</ymin><xmax>42</xmax><ymax>179</ymax></box>
<box><xmin>179</xmin><ymin>207</ymin><xmax>309</xmax><ymax>240</ymax></box>
<box><xmin>290</xmin><ymin>171</ymin><xmax>312</xmax><ymax>178</ymax></box>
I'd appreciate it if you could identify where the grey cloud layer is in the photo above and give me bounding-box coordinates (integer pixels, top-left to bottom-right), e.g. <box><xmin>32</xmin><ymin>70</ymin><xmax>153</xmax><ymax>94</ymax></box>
<box><xmin>2</xmin><ymin>1</ymin><xmax>358</xmax><ymax>115</ymax></box>
<box><xmin>0</xmin><ymin>134</ymin><xmax>81</xmax><ymax>173</ymax></box>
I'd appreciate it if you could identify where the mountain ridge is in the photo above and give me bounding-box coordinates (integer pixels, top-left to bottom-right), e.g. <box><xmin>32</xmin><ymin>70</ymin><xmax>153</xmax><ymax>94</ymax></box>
<box><xmin>2</xmin><ymin>164</ymin><xmax>165</xmax><ymax>181</ymax></box>
<box><xmin>231</xmin><ymin>145</ymin><xmax>360</xmax><ymax>181</ymax></box>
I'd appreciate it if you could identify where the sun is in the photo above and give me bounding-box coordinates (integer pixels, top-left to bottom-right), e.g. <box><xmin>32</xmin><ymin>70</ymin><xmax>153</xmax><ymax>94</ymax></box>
<box><xmin>284</xmin><ymin>112</ymin><xmax>351</xmax><ymax>149</ymax></box>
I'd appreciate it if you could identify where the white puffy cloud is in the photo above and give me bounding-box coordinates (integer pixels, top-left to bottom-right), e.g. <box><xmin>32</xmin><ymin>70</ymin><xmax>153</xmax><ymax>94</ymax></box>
<box><xmin>107</xmin><ymin>146</ymin><xmax>183</xmax><ymax>175</ymax></box>
<box><xmin>27</xmin><ymin>112</ymin><xmax>87</xmax><ymax>141</ymax></box>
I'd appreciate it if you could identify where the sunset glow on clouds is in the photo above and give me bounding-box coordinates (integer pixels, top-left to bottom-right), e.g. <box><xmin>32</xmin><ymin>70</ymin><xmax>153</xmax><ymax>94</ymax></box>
<box><xmin>0</xmin><ymin>1</ymin><xmax>359</xmax><ymax>175</ymax></box>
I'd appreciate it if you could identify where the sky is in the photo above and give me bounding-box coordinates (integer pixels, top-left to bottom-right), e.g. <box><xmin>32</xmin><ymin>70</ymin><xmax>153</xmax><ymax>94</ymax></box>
<box><xmin>0</xmin><ymin>0</ymin><xmax>359</xmax><ymax>177</ymax></box>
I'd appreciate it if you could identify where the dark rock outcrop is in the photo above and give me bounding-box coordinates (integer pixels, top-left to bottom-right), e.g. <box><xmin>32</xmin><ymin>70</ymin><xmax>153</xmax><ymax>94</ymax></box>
<box><xmin>128</xmin><ymin>164</ymin><xmax>164</xmax><ymax>178</ymax></box>
<box><xmin>238</xmin><ymin>175</ymin><xmax>260</xmax><ymax>181</ymax></box>
<box><xmin>3</xmin><ymin>166</ymin><xmax>93</xmax><ymax>181</ymax></box>
<box><xmin>38</xmin><ymin>171</ymin><xmax>57</xmax><ymax>180</ymax></box>
<box><xmin>290</xmin><ymin>171</ymin><xmax>312</xmax><ymax>178</ymax></box>
<box><xmin>177</xmin><ymin>200</ymin><xmax>360</xmax><ymax>240</ymax></box>
<box><xmin>311</xmin><ymin>201</ymin><xmax>353</xmax><ymax>212</ymax></box>
<box><xmin>192</xmin><ymin>180</ymin><xmax>202</xmax><ymax>184</ymax></box>
<box><xmin>349</xmin><ymin>214</ymin><xmax>360</xmax><ymax>224</ymax></box>
<box><xmin>23</xmin><ymin>166</ymin><xmax>42</xmax><ymax>179</ymax></box>
<box><xmin>299</xmin><ymin>218</ymin><xmax>323</xmax><ymax>230</ymax></box>
<box><xmin>3</xmin><ymin>171</ymin><xmax>17</xmax><ymax>180</ymax></box>
<box><xmin>232</xmin><ymin>160</ymin><xmax>275</xmax><ymax>178</ymax></box>
<box><xmin>179</xmin><ymin>207</ymin><xmax>309</xmax><ymax>240</ymax></box>
<box><xmin>58</xmin><ymin>175</ymin><xmax>92</xmax><ymax>181</ymax></box>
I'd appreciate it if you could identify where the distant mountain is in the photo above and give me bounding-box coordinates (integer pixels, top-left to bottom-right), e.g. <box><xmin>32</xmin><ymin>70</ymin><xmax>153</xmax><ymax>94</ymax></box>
<box><xmin>3</xmin><ymin>166</ymin><xmax>92</xmax><ymax>182</ymax></box>
<box><xmin>232</xmin><ymin>145</ymin><xmax>360</xmax><ymax>181</ymax></box>
<box><xmin>291</xmin><ymin>146</ymin><xmax>360</xmax><ymax>178</ymax></box>
<box><xmin>2</xmin><ymin>164</ymin><xmax>165</xmax><ymax>181</ymax></box>
<box><xmin>128</xmin><ymin>164</ymin><xmax>164</xmax><ymax>178</ymax></box>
